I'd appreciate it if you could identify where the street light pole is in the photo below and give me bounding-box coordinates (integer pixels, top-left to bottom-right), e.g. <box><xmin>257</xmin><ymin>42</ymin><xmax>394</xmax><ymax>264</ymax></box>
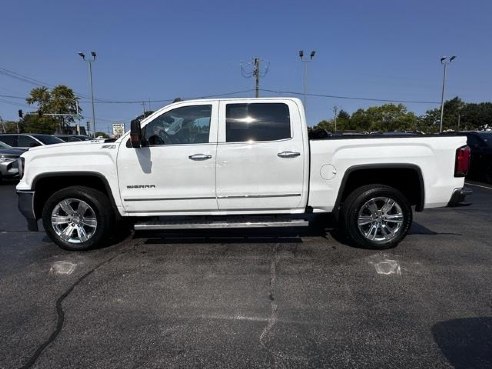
<box><xmin>78</xmin><ymin>51</ymin><xmax>96</xmax><ymax>136</ymax></box>
<box><xmin>439</xmin><ymin>55</ymin><xmax>456</xmax><ymax>133</ymax></box>
<box><xmin>299</xmin><ymin>50</ymin><xmax>316</xmax><ymax>109</ymax></box>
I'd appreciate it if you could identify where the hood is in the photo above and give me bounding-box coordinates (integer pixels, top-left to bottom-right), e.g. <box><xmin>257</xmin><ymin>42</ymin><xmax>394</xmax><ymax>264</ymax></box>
<box><xmin>21</xmin><ymin>138</ymin><xmax>123</xmax><ymax>159</ymax></box>
<box><xmin>0</xmin><ymin>148</ymin><xmax>26</xmax><ymax>156</ymax></box>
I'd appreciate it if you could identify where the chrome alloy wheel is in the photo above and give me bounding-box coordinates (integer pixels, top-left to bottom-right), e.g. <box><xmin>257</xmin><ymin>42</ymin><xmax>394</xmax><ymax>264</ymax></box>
<box><xmin>357</xmin><ymin>197</ymin><xmax>404</xmax><ymax>243</ymax></box>
<box><xmin>51</xmin><ymin>198</ymin><xmax>97</xmax><ymax>244</ymax></box>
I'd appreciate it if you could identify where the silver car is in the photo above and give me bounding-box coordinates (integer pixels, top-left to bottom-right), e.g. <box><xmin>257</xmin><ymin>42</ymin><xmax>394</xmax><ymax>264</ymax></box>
<box><xmin>0</xmin><ymin>141</ymin><xmax>26</xmax><ymax>182</ymax></box>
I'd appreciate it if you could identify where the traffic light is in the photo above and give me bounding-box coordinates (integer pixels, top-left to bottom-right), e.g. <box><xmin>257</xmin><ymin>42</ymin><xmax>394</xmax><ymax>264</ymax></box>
<box><xmin>18</xmin><ymin>109</ymin><xmax>23</xmax><ymax>118</ymax></box>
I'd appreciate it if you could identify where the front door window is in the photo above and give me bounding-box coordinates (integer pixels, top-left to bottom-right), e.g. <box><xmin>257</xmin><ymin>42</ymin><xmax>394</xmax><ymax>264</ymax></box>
<box><xmin>143</xmin><ymin>105</ymin><xmax>212</xmax><ymax>145</ymax></box>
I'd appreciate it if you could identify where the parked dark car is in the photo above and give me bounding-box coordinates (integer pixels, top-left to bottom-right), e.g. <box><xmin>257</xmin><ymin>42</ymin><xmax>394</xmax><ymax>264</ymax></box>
<box><xmin>55</xmin><ymin>134</ymin><xmax>92</xmax><ymax>142</ymax></box>
<box><xmin>463</xmin><ymin>131</ymin><xmax>492</xmax><ymax>183</ymax></box>
<box><xmin>0</xmin><ymin>140</ymin><xmax>27</xmax><ymax>182</ymax></box>
<box><xmin>0</xmin><ymin>134</ymin><xmax>64</xmax><ymax>149</ymax></box>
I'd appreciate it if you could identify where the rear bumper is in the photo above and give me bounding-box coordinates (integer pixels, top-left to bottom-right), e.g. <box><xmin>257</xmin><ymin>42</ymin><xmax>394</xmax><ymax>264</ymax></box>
<box><xmin>447</xmin><ymin>187</ymin><xmax>472</xmax><ymax>207</ymax></box>
<box><xmin>17</xmin><ymin>190</ymin><xmax>38</xmax><ymax>231</ymax></box>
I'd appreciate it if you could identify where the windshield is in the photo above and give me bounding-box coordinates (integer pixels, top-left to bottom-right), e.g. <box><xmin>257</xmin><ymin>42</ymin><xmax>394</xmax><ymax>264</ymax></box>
<box><xmin>478</xmin><ymin>132</ymin><xmax>492</xmax><ymax>147</ymax></box>
<box><xmin>31</xmin><ymin>135</ymin><xmax>64</xmax><ymax>145</ymax></box>
<box><xmin>0</xmin><ymin>141</ymin><xmax>12</xmax><ymax>149</ymax></box>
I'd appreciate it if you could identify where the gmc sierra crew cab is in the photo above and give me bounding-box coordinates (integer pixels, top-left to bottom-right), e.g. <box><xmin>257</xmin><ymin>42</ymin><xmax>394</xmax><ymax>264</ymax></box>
<box><xmin>16</xmin><ymin>98</ymin><xmax>471</xmax><ymax>251</ymax></box>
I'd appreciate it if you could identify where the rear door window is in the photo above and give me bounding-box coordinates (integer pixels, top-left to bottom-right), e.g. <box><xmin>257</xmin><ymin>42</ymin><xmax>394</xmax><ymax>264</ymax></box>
<box><xmin>225</xmin><ymin>103</ymin><xmax>291</xmax><ymax>142</ymax></box>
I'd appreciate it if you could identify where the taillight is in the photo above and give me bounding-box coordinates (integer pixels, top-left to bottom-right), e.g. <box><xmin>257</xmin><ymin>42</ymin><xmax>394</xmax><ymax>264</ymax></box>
<box><xmin>455</xmin><ymin>145</ymin><xmax>470</xmax><ymax>177</ymax></box>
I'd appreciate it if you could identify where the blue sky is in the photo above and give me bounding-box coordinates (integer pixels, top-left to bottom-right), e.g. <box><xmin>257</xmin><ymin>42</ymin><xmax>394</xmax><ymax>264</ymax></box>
<box><xmin>0</xmin><ymin>0</ymin><xmax>490</xmax><ymax>132</ymax></box>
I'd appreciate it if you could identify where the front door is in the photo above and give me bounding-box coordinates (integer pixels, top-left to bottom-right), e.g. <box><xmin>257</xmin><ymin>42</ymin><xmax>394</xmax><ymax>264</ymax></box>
<box><xmin>117</xmin><ymin>101</ymin><xmax>219</xmax><ymax>214</ymax></box>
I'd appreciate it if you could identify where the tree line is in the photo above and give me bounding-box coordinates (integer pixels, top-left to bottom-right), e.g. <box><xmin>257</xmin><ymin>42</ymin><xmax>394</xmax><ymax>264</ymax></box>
<box><xmin>314</xmin><ymin>97</ymin><xmax>492</xmax><ymax>133</ymax></box>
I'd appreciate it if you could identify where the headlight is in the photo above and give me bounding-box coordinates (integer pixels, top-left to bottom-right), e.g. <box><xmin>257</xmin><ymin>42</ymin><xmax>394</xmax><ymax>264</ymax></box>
<box><xmin>0</xmin><ymin>156</ymin><xmax>16</xmax><ymax>163</ymax></box>
<box><xmin>17</xmin><ymin>157</ymin><xmax>25</xmax><ymax>179</ymax></box>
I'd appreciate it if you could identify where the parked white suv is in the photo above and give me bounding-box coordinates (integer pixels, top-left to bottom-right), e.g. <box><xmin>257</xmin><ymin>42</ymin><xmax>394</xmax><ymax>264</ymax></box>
<box><xmin>0</xmin><ymin>134</ymin><xmax>64</xmax><ymax>149</ymax></box>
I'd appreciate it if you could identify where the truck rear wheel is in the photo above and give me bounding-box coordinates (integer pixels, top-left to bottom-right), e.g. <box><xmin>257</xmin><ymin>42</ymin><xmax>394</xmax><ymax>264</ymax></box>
<box><xmin>340</xmin><ymin>185</ymin><xmax>412</xmax><ymax>249</ymax></box>
<box><xmin>42</xmin><ymin>186</ymin><xmax>114</xmax><ymax>251</ymax></box>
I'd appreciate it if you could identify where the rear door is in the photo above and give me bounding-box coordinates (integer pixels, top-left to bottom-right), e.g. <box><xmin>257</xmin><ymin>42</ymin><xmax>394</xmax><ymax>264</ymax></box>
<box><xmin>215</xmin><ymin>100</ymin><xmax>307</xmax><ymax>211</ymax></box>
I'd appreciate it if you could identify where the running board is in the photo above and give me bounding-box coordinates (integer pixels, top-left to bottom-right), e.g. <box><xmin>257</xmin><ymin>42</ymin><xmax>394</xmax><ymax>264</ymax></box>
<box><xmin>134</xmin><ymin>218</ymin><xmax>309</xmax><ymax>231</ymax></box>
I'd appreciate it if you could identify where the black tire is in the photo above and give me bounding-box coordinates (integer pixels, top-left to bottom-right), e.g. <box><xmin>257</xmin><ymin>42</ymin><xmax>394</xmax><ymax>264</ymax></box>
<box><xmin>42</xmin><ymin>186</ymin><xmax>115</xmax><ymax>251</ymax></box>
<box><xmin>340</xmin><ymin>184</ymin><xmax>412</xmax><ymax>249</ymax></box>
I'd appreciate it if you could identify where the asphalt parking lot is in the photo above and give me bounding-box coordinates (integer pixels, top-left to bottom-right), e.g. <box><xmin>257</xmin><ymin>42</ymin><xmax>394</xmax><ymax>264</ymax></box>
<box><xmin>1</xmin><ymin>180</ymin><xmax>491</xmax><ymax>369</ymax></box>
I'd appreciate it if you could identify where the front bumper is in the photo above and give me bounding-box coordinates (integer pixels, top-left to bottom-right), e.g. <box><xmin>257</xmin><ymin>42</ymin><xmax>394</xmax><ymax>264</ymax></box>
<box><xmin>17</xmin><ymin>190</ymin><xmax>38</xmax><ymax>231</ymax></box>
<box><xmin>447</xmin><ymin>187</ymin><xmax>472</xmax><ymax>207</ymax></box>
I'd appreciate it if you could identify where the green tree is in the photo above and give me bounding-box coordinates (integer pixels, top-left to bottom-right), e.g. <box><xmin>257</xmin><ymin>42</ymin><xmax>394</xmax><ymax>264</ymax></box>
<box><xmin>350</xmin><ymin>104</ymin><xmax>417</xmax><ymax>132</ymax></box>
<box><xmin>26</xmin><ymin>87</ymin><xmax>51</xmax><ymax>114</ymax></box>
<box><xmin>0</xmin><ymin>121</ymin><xmax>19</xmax><ymax>133</ymax></box>
<box><xmin>461</xmin><ymin>102</ymin><xmax>492</xmax><ymax>130</ymax></box>
<box><xmin>20</xmin><ymin>114</ymin><xmax>58</xmax><ymax>134</ymax></box>
<box><xmin>420</xmin><ymin>97</ymin><xmax>465</xmax><ymax>132</ymax></box>
<box><xmin>25</xmin><ymin>85</ymin><xmax>80</xmax><ymax>133</ymax></box>
<box><xmin>314</xmin><ymin>109</ymin><xmax>351</xmax><ymax>132</ymax></box>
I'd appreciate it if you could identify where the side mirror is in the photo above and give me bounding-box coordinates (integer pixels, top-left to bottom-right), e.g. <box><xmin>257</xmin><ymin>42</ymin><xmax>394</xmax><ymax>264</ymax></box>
<box><xmin>130</xmin><ymin>119</ymin><xmax>142</xmax><ymax>148</ymax></box>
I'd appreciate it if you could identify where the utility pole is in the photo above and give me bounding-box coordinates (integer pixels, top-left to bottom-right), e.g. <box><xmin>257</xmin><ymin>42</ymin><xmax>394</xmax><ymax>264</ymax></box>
<box><xmin>254</xmin><ymin>58</ymin><xmax>260</xmax><ymax>98</ymax></box>
<box><xmin>241</xmin><ymin>57</ymin><xmax>269</xmax><ymax>97</ymax></box>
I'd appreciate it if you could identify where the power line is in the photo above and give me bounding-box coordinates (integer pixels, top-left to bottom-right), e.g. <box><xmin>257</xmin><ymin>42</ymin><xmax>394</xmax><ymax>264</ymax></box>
<box><xmin>260</xmin><ymin>88</ymin><xmax>440</xmax><ymax>104</ymax></box>
<box><xmin>0</xmin><ymin>67</ymin><xmax>440</xmax><ymax>109</ymax></box>
<box><xmin>1</xmin><ymin>89</ymin><xmax>256</xmax><ymax>105</ymax></box>
<box><xmin>0</xmin><ymin>65</ymin><xmax>254</xmax><ymax>105</ymax></box>
<box><xmin>0</xmin><ymin>66</ymin><xmax>104</xmax><ymax>103</ymax></box>
<box><xmin>189</xmin><ymin>89</ymin><xmax>255</xmax><ymax>100</ymax></box>
<box><xmin>0</xmin><ymin>94</ymin><xmax>26</xmax><ymax>100</ymax></box>
<box><xmin>0</xmin><ymin>67</ymin><xmax>50</xmax><ymax>87</ymax></box>
<box><xmin>0</xmin><ymin>98</ymin><xmax>29</xmax><ymax>108</ymax></box>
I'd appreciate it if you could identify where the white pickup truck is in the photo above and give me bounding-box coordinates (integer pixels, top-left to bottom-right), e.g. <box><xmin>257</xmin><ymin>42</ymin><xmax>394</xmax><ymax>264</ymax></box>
<box><xmin>17</xmin><ymin>98</ymin><xmax>471</xmax><ymax>251</ymax></box>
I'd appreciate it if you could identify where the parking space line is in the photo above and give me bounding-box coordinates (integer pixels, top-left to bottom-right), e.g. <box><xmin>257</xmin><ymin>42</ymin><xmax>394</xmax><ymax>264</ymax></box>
<box><xmin>466</xmin><ymin>182</ymin><xmax>492</xmax><ymax>190</ymax></box>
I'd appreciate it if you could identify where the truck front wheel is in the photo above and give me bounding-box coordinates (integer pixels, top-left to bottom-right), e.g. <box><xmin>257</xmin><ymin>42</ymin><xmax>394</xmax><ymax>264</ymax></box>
<box><xmin>42</xmin><ymin>186</ymin><xmax>114</xmax><ymax>251</ymax></box>
<box><xmin>340</xmin><ymin>185</ymin><xmax>412</xmax><ymax>249</ymax></box>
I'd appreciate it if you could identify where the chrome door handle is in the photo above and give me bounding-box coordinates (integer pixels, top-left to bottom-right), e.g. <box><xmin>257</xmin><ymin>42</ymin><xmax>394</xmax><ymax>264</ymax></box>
<box><xmin>277</xmin><ymin>151</ymin><xmax>301</xmax><ymax>158</ymax></box>
<box><xmin>188</xmin><ymin>154</ymin><xmax>212</xmax><ymax>161</ymax></box>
